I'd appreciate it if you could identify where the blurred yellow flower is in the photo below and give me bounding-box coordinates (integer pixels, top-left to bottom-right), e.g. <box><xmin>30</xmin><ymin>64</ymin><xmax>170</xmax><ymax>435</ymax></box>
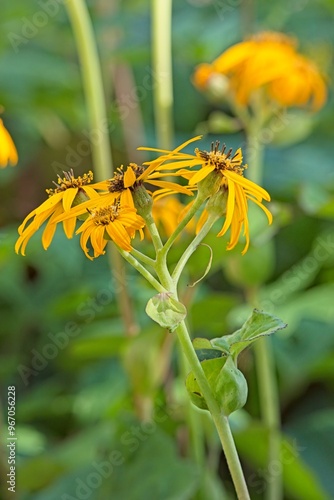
<box><xmin>193</xmin><ymin>31</ymin><xmax>327</xmax><ymax>110</ymax></box>
<box><xmin>15</xmin><ymin>170</ymin><xmax>100</xmax><ymax>255</ymax></box>
<box><xmin>150</xmin><ymin>196</ymin><xmax>195</xmax><ymax>238</ymax></box>
<box><xmin>77</xmin><ymin>203</ymin><xmax>145</xmax><ymax>259</ymax></box>
<box><xmin>140</xmin><ymin>137</ymin><xmax>272</xmax><ymax>254</ymax></box>
<box><xmin>0</xmin><ymin>119</ymin><xmax>18</xmax><ymax>167</ymax></box>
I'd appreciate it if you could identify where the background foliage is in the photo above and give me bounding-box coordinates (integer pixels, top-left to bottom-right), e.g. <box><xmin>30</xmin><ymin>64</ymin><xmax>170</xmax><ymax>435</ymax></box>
<box><xmin>1</xmin><ymin>0</ymin><xmax>334</xmax><ymax>499</ymax></box>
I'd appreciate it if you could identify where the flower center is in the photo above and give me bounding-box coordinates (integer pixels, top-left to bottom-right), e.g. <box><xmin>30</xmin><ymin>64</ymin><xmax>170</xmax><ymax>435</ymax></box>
<box><xmin>89</xmin><ymin>204</ymin><xmax>120</xmax><ymax>226</ymax></box>
<box><xmin>46</xmin><ymin>170</ymin><xmax>93</xmax><ymax>196</ymax></box>
<box><xmin>195</xmin><ymin>142</ymin><xmax>245</xmax><ymax>176</ymax></box>
<box><xmin>108</xmin><ymin>163</ymin><xmax>145</xmax><ymax>193</ymax></box>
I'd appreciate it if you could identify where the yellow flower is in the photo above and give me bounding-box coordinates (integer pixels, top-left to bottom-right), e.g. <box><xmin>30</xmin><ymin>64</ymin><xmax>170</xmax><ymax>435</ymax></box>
<box><xmin>15</xmin><ymin>170</ymin><xmax>100</xmax><ymax>255</ymax></box>
<box><xmin>55</xmin><ymin>161</ymin><xmax>193</xmax><ymax>222</ymax></box>
<box><xmin>77</xmin><ymin>203</ymin><xmax>145</xmax><ymax>260</ymax></box>
<box><xmin>140</xmin><ymin>137</ymin><xmax>272</xmax><ymax>255</ymax></box>
<box><xmin>0</xmin><ymin>119</ymin><xmax>18</xmax><ymax>167</ymax></box>
<box><xmin>194</xmin><ymin>31</ymin><xmax>327</xmax><ymax>110</ymax></box>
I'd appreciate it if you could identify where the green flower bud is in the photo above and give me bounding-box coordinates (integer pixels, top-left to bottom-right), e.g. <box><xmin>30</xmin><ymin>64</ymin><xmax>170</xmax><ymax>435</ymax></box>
<box><xmin>205</xmin><ymin>185</ymin><xmax>228</xmax><ymax>218</ymax></box>
<box><xmin>132</xmin><ymin>184</ymin><xmax>153</xmax><ymax>218</ymax></box>
<box><xmin>146</xmin><ymin>292</ymin><xmax>187</xmax><ymax>332</ymax></box>
<box><xmin>197</xmin><ymin>170</ymin><xmax>223</xmax><ymax>200</ymax></box>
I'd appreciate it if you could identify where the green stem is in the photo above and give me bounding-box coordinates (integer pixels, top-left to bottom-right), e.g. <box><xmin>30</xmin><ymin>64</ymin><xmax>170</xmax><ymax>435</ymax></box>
<box><xmin>246</xmin><ymin>123</ymin><xmax>282</xmax><ymax>500</ymax></box>
<box><xmin>151</xmin><ymin>0</ymin><xmax>174</xmax><ymax>149</ymax></box>
<box><xmin>172</xmin><ymin>214</ymin><xmax>217</xmax><ymax>284</ymax></box>
<box><xmin>255</xmin><ymin>338</ymin><xmax>282</xmax><ymax>500</ymax></box>
<box><xmin>131</xmin><ymin>247</ymin><xmax>156</xmax><ymax>268</ymax></box>
<box><xmin>145</xmin><ymin>212</ymin><xmax>163</xmax><ymax>252</ymax></box>
<box><xmin>161</xmin><ymin>192</ymin><xmax>207</xmax><ymax>257</ymax></box>
<box><xmin>175</xmin><ymin>321</ymin><xmax>250</xmax><ymax>500</ymax></box>
<box><xmin>64</xmin><ymin>0</ymin><xmax>113</xmax><ymax>181</ymax></box>
<box><xmin>118</xmin><ymin>248</ymin><xmax>166</xmax><ymax>293</ymax></box>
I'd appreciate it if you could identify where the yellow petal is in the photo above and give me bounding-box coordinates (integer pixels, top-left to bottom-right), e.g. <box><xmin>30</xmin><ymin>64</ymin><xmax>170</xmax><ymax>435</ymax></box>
<box><xmin>124</xmin><ymin>166</ymin><xmax>137</xmax><ymax>188</ymax></box>
<box><xmin>188</xmin><ymin>165</ymin><xmax>215</xmax><ymax>186</ymax></box>
<box><xmin>62</xmin><ymin>188</ymin><xmax>78</xmax><ymax>212</ymax></box>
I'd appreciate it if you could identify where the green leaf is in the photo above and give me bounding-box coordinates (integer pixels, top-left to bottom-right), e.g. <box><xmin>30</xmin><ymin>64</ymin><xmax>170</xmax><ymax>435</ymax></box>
<box><xmin>216</xmin><ymin>309</ymin><xmax>287</xmax><ymax>359</ymax></box>
<box><xmin>146</xmin><ymin>293</ymin><xmax>187</xmax><ymax>332</ymax></box>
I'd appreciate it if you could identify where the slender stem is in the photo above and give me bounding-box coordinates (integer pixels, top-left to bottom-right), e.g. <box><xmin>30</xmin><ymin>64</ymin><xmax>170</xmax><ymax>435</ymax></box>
<box><xmin>145</xmin><ymin>212</ymin><xmax>163</xmax><ymax>252</ymax></box>
<box><xmin>131</xmin><ymin>247</ymin><xmax>156</xmax><ymax>268</ymax></box>
<box><xmin>108</xmin><ymin>247</ymin><xmax>139</xmax><ymax>336</ymax></box>
<box><xmin>246</xmin><ymin>123</ymin><xmax>282</xmax><ymax>500</ymax></box>
<box><xmin>64</xmin><ymin>0</ymin><xmax>113</xmax><ymax>181</ymax></box>
<box><xmin>64</xmin><ymin>0</ymin><xmax>140</xmax><ymax>339</ymax></box>
<box><xmin>255</xmin><ymin>338</ymin><xmax>282</xmax><ymax>500</ymax></box>
<box><xmin>175</xmin><ymin>321</ymin><xmax>250</xmax><ymax>500</ymax></box>
<box><xmin>151</xmin><ymin>0</ymin><xmax>174</xmax><ymax>149</ymax></box>
<box><xmin>172</xmin><ymin>214</ymin><xmax>217</xmax><ymax>283</ymax></box>
<box><xmin>162</xmin><ymin>193</ymin><xmax>207</xmax><ymax>257</ymax></box>
<box><xmin>118</xmin><ymin>248</ymin><xmax>166</xmax><ymax>293</ymax></box>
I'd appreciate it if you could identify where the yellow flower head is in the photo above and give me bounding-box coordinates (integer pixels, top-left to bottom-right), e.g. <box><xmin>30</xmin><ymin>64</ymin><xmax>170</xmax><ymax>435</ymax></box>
<box><xmin>140</xmin><ymin>136</ymin><xmax>272</xmax><ymax>255</ymax></box>
<box><xmin>15</xmin><ymin>170</ymin><xmax>100</xmax><ymax>255</ymax></box>
<box><xmin>77</xmin><ymin>203</ymin><xmax>145</xmax><ymax>260</ymax></box>
<box><xmin>194</xmin><ymin>31</ymin><xmax>327</xmax><ymax>110</ymax></box>
<box><xmin>0</xmin><ymin>119</ymin><xmax>18</xmax><ymax>168</ymax></box>
<box><xmin>55</xmin><ymin>161</ymin><xmax>193</xmax><ymax>223</ymax></box>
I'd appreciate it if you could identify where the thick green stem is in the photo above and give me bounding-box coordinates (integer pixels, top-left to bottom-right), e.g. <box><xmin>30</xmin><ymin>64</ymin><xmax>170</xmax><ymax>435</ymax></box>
<box><xmin>64</xmin><ymin>0</ymin><xmax>112</xmax><ymax>181</ymax></box>
<box><xmin>151</xmin><ymin>0</ymin><xmax>174</xmax><ymax>149</ymax></box>
<box><xmin>175</xmin><ymin>321</ymin><xmax>250</xmax><ymax>500</ymax></box>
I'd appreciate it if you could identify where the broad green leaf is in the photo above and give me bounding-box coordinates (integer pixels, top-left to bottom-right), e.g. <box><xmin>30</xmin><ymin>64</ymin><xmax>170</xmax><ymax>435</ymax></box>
<box><xmin>212</xmin><ymin>309</ymin><xmax>287</xmax><ymax>359</ymax></box>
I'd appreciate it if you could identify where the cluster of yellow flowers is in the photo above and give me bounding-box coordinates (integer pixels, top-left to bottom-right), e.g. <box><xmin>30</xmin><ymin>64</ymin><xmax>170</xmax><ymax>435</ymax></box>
<box><xmin>15</xmin><ymin>136</ymin><xmax>272</xmax><ymax>258</ymax></box>
<box><xmin>193</xmin><ymin>31</ymin><xmax>326</xmax><ymax>110</ymax></box>
<box><xmin>9</xmin><ymin>31</ymin><xmax>328</xmax><ymax>260</ymax></box>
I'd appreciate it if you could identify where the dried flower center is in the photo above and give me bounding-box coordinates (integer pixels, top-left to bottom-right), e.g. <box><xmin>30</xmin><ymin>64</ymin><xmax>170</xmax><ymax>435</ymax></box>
<box><xmin>89</xmin><ymin>204</ymin><xmax>120</xmax><ymax>226</ymax></box>
<box><xmin>46</xmin><ymin>170</ymin><xmax>93</xmax><ymax>196</ymax></box>
<box><xmin>195</xmin><ymin>142</ymin><xmax>245</xmax><ymax>176</ymax></box>
<box><xmin>108</xmin><ymin>163</ymin><xmax>145</xmax><ymax>193</ymax></box>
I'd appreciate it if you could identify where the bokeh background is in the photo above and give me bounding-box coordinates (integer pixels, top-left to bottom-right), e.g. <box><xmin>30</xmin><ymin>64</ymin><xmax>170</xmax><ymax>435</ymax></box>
<box><xmin>1</xmin><ymin>0</ymin><xmax>334</xmax><ymax>499</ymax></box>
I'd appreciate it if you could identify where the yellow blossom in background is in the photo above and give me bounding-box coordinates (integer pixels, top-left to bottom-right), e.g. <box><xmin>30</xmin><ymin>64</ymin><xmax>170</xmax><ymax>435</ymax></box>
<box><xmin>77</xmin><ymin>203</ymin><xmax>145</xmax><ymax>259</ymax></box>
<box><xmin>140</xmin><ymin>137</ymin><xmax>272</xmax><ymax>254</ymax></box>
<box><xmin>150</xmin><ymin>196</ymin><xmax>195</xmax><ymax>238</ymax></box>
<box><xmin>15</xmin><ymin>170</ymin><xmax>101</xmax><ymax>255</ymax></box>
<box><xmin>0</xmin><ymin>118</ymin><xmax>18</xmax><ymax>167</ymax></box>
<box><xmin>193</xmin><ymin>31</ymin><xmax>327</xmax><ymax>110</ymax></box>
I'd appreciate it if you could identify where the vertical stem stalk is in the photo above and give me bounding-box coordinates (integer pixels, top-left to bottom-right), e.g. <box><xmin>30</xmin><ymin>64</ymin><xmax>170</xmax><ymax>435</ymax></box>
<box><xmin>151</xmin><ymin>0</ymin><xmax>174</xmax><ymax>149</ymax></box>
<box><xmin>175</xmin><ymin>321</ymin><xmax>250</xmax><ymax>500</ymax></box>
<box><xmin>246</xmin><ymin>127</ymin><xmax>283</xmax><ymax>500</ymax></box>
<box><xmin>64</xmin><ymin>0</ymin><xmax>113</xmax><ymax>181</ymax></box>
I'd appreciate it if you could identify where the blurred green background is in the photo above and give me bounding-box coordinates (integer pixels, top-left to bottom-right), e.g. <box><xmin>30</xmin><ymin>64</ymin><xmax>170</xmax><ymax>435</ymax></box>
<box><xmin>1</xmin><ymin>0</ymin><xmax>334</xmax><ymax>499</ymax></box>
